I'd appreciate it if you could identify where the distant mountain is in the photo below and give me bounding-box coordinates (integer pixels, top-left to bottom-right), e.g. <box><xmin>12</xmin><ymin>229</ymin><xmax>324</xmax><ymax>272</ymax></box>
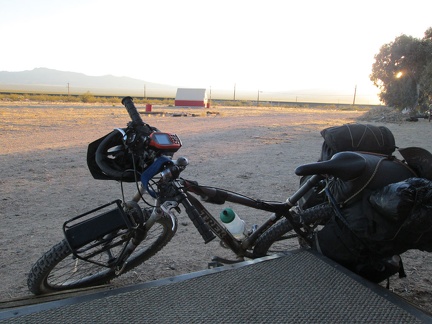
<box><xmin>0</xmin><ymin>68</ymin><xmax>177</xmax><ymax>97</ymax></box>
<box><xmin>0</xmin><ymin>68</ymin><xmax>379</xmax><ymax>104</ymax></box>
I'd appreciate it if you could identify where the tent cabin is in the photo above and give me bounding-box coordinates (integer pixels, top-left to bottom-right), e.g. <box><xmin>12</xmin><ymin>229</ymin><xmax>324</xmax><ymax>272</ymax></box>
<box><xmin>175</xmin><ymin>88</ymin><xmax>208</xmax><ymax>107</ymax></box>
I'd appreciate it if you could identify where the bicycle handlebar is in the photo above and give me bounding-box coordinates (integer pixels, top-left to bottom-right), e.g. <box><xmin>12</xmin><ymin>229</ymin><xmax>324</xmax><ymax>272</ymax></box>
<box><xmin>121</xmin><ymin>96</ymin><xmax>144</xmax><ymax>126</ymax></box>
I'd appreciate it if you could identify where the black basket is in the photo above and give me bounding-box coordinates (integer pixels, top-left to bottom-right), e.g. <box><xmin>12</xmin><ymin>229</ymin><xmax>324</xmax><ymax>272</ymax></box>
<box><xmin>63</xmin><ymin>200</ymin><xmax>134</xmax><ymax>267</ymax></box>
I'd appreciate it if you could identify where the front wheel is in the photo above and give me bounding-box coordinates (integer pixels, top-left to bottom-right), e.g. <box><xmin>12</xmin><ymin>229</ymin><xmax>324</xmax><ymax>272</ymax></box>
<box><xmin>253</xmin><ymin>203</ymin><xmax>334</xmax><ymax>257</ymax></box>
<box><xmin>28</xmin><ymin>213</ymin><xmax>177</xmax><ymax>295</ymax></box>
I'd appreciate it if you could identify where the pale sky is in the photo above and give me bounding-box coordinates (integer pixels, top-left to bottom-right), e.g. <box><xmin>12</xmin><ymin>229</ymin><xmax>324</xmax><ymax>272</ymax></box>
<box><xmin>0</xmin><ymin>0</ymin><xmax>431</xmax><ymax>104</ymax></box>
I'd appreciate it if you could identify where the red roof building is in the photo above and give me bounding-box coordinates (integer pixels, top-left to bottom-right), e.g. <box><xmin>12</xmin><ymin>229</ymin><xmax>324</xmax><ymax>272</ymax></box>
<box><xmin>175</xmin><ymin>88</ymin><xmax>208</xmax><ymax>107</ymax></box>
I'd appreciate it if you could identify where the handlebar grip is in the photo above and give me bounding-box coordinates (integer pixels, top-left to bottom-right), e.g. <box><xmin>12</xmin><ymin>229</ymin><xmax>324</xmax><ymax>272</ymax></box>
<box><xmin>121</xmin><ymin>96</ymin><xmax>144</xmax><ymax>126</ymax></box>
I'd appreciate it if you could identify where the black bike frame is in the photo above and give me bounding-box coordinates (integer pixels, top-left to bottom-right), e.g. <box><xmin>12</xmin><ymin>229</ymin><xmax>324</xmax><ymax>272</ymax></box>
<box><xmin>179</xmin><ymin>174</ymin><xmax>324</xmax><ymax>258</ymax></box>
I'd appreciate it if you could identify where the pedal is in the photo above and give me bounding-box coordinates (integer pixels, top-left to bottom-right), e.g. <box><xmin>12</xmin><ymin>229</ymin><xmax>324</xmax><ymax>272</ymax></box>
<box><xmin>208</xmin><ymin>260</ymin><xmax>224</xmax><ymax>269</ymax></box>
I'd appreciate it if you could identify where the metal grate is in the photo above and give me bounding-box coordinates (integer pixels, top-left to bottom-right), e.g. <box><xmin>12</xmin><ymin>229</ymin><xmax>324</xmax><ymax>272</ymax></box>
<box><xmin>1</xmin><ymin>251</ymin><xmax>430</xmax><ymax>323</ymax></box>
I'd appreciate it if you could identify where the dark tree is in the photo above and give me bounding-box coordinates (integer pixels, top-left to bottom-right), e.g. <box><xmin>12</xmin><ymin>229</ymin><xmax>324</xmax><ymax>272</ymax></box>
<box><xmin>370</xmin><ymin>28</ymin><xmax>432</xmax><ymax>112</ymax></box>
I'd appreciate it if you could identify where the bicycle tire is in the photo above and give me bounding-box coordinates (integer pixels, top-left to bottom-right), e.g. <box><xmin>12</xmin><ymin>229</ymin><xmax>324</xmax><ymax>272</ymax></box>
<box><xmin>253</xmin><ymin>203</ymin><xmax>334</xmax><ymax>257</ymax></box>
<box><xmin>28</xmin><ymin>214</ymin><xmax>177</xmax><ymax>295</ymax></box>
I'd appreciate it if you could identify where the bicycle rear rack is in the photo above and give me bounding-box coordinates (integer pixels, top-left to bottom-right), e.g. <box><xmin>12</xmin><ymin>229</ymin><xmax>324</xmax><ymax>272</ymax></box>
<box><xmin>63</xmin><ymin>200</ymin><xmax>135</xmax><ymax>268</ymax></box>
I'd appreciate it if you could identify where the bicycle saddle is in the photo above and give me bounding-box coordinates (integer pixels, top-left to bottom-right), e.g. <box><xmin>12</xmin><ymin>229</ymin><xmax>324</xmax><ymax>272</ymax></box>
<box><xmin>295</xmin><ymin>152</ymin><xmax>367</xmax><ymax>181</ymax></box>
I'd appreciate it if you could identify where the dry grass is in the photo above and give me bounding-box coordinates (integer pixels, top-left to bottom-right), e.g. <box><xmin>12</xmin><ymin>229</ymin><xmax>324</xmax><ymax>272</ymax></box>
<box><xmin>357</xmin><ymin>106</ymin><xmax>405</xmax><ymax>123</ymax></box>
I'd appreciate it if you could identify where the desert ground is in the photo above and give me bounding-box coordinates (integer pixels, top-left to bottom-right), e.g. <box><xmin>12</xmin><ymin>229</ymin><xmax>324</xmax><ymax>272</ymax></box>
<box><xmin>0</xmin><ymin>102</ymin><xmax>431</xmax><ymax>314</ymax></box>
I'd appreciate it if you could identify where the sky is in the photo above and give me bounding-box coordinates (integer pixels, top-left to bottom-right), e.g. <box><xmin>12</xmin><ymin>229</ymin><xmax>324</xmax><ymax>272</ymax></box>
<box><xmin>0</xmin><ymin>0</ymin><xmax>431</xmax><ymax>104</ymax></box>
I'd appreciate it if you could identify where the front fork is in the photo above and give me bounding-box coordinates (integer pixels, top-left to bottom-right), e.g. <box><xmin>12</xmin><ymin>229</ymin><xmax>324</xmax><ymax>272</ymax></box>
<box><xmin>114</xmin><ymin>196</ymin><xmax>178</xmax><ymax>275</ymax></box>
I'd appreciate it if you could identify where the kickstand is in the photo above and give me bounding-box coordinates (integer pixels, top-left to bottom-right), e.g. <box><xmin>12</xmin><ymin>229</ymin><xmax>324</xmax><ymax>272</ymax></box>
<box><xmin>208</xmin><ymin>256</ymin><xmax>244</xmax><ymax>269</ymax></box>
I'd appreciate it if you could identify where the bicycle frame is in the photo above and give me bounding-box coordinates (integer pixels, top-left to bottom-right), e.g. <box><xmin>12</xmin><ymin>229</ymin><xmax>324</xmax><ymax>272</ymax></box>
<box><xmin>183</xmin><ymin>189</ymin><xmax>287</xmax><ymax>259</ymax></box>
<box><xmin>128</xmin><ymin>167</ymin><xmax>325</xmax><ymax>261</ymax></box>
<box><xmin>183</xmin><ymin>174</ymin><xmax>324</xmax><ymax>258</ymax></box>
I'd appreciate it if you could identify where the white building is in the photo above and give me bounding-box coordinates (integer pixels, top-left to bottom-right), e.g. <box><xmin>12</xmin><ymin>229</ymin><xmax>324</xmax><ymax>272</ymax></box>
<box><xmin>175</xmin><ymin>88</ymin><xmax>208</xmax><ymax>107</ymax></box>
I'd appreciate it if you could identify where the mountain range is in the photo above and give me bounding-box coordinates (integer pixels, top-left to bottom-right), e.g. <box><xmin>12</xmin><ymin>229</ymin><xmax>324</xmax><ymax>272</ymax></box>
<box><xmin>0</xmin><ymin>67</ymin><xmax>378</xmax><ymax>104</ymax></box>
<box><xmin>0</xmin><ymin>68</ymin><xmax>177</xmax><ymax>97</ymax></box>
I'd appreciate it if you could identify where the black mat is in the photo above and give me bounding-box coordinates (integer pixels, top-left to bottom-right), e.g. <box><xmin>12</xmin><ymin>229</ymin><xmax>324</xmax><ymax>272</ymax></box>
<box><xmin>1</xmin><ymin>251</ymin><xmax>430</xmax><ymax>323</ymax></box>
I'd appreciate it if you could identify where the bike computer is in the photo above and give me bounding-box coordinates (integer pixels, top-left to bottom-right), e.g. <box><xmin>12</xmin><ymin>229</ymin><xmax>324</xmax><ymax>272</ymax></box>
<box><xmin>148</xmin><ymin>132</ymin><xmax>182</xmax><ymax>151</ymax></box>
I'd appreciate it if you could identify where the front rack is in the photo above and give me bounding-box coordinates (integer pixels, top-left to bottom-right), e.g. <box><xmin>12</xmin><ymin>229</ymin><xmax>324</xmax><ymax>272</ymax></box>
<box><xmin>63</xmin><ymin>200</ymin><xmax>135</xmax><ymax>267</ymax></box>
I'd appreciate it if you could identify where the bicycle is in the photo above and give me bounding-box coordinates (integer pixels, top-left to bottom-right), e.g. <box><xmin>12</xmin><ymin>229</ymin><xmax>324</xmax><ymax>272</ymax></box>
<box><xmin>27</xmin><ymin>96</ymin><xmax>420</xmax><ymax>294</ymax></box>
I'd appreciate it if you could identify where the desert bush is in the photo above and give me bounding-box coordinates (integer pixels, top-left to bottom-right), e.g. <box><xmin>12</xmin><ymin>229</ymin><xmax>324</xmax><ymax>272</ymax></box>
<box><xmin>79</xmin><ymin>91</ymin><xmax>97</xmax><ymax>103</ymax></box>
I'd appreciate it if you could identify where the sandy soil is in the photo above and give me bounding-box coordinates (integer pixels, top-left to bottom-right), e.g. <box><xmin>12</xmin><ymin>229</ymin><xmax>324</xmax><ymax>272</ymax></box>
<box><xmin>0</xmin><ymin>103</ymin><xmax>431</xmax><ymax>314</ymax></box>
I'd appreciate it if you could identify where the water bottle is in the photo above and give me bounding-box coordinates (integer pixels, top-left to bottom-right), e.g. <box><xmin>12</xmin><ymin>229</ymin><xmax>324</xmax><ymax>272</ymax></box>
<box><xmin>220</xmin><ymin>208</ymin><xmax>246</xmax><ymax>240</ymax></box>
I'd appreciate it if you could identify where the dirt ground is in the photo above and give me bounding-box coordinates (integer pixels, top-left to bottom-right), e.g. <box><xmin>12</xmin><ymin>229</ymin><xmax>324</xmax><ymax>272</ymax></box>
<box><xmin>0</xmin><ymin>102</ymin><xmax>431</xmax><ymax>314</ymax></box>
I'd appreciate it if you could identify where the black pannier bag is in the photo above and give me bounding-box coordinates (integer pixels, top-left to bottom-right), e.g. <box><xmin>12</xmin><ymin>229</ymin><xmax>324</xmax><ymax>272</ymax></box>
<box><xmin>299</xmin><ymin>124</ymin><xmax>397</xmax><ymax>210</ymax></box>
<box><xmin>368</xmin><ymin>177</ymin><xmax>432</xmax><ymax>253</ymax></box>
<box><xmin>303</xmin><ymin>125</ymin><xmax>432</xmax><ymax>283</ymax></box>
<box><xmin>314</xmin><ymin>157</ymin><xmax>424</xmax><ymax>282</ymax></box>
<box><xmin>315</xmin><ymin>177</ymin><xmax>432</xmax><ymax>283</ymax></box>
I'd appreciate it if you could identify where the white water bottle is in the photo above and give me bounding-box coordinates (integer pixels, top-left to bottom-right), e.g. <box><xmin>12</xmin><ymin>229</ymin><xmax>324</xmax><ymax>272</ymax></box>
<box><xmin>220</xmin><ymin>208</ymin><xmax>246</xmax><ymax>240</ymax></box>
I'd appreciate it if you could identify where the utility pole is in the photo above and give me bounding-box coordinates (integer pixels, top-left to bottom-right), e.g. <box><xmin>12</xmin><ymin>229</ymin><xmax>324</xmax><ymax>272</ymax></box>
<box><xmin>233</xmin><ymin>83</ymin><xmax>236</xmax><ymax>100</ymax></box>
<box><xmin>67</xmin><ymin>83</ymin><xmax>70</xmax><ymax>96</ymax></box>
<box><xmin>353</xmin><ymin>85</ymin><xmax>357</xmax><ymax>105</ymax></box>
<box><xmin>144</xmin><ymin>84</ymin><xmax>146</xmax><ymax>99</ymax></box>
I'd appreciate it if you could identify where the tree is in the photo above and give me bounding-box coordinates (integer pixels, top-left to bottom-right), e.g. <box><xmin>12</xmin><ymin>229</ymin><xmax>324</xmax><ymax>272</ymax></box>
<box><xmin>420</xmin><ymin>60</ymin><xmax>432</xmax><ymax>109</ymax></box>
<box><xmin>370</xmin><ymin>28</ymin><xmax>432</xmax><ymax>112</ymax></box>
<box><xmin>424</xmin><ymin>27</ymin><xmax>432</xmax><ymax>41</ymax></box>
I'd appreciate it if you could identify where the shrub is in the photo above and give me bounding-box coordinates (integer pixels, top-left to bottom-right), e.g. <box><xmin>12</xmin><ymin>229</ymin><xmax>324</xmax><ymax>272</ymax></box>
<box><xmin>80</xmin><ymin>91</ymin><xmax>97</xmax><ymax>103</ymax></box>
